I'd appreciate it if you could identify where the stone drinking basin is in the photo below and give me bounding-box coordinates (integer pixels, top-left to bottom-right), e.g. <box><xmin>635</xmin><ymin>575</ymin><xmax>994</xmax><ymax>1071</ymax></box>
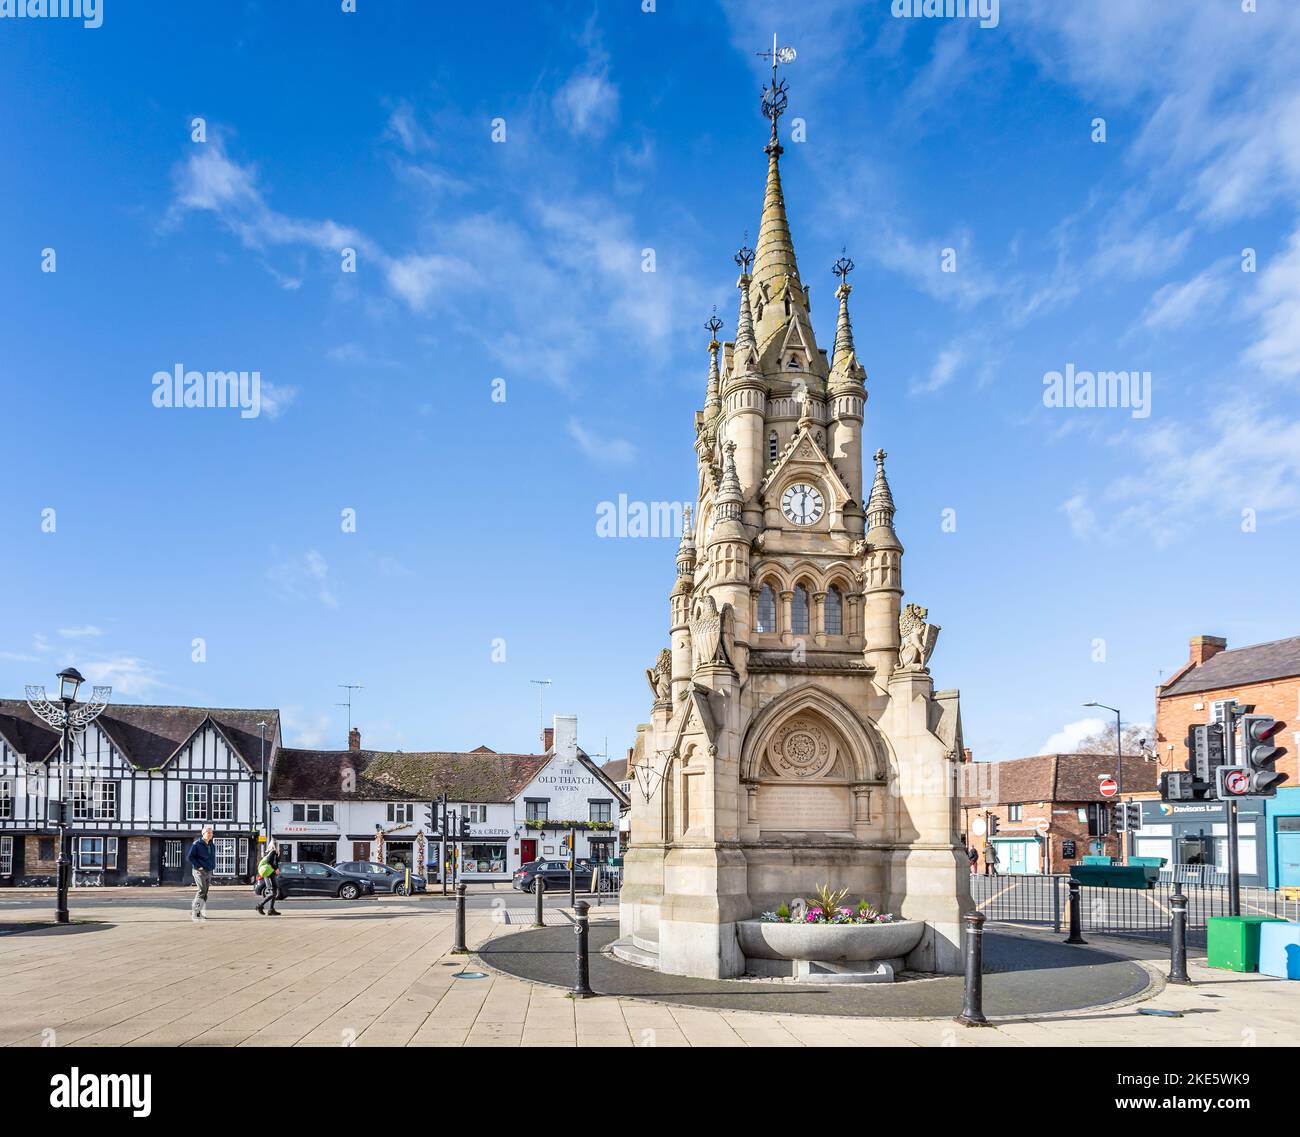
<box><xmin>737</xmin><ymin>919</ymin><xmax>926</xmax><ymax>964</ymax></box>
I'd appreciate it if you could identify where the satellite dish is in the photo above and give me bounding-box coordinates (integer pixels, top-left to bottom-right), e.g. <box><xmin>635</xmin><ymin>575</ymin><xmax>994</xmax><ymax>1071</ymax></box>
<box><xmin>777</xmin><ymin>46</ymin><xmax>797</xmax><ymax>64</ymax></box>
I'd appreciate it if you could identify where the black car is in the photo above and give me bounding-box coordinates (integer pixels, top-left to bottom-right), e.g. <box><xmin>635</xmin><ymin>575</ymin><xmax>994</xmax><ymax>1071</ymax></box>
<box><xmin>274</xmin><ymin>861</ymin><xmax>376</xmax><ymax>900</ymax></box>
<box><xmin>512</xmin><ymin>858</ymin><xmax>596</xmax><ymax>893</ymax></box>
<box><xmin>335</xmin><ymin>861</ymin><xmax>428</xmax><ymax>895</ymax></box>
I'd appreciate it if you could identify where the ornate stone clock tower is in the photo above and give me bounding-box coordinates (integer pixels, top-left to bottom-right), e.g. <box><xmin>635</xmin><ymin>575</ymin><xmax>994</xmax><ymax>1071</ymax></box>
<box><xmin>617</xmin><ymin>70</ymin><xmax>971</xmax><ymax>979</ymax></box>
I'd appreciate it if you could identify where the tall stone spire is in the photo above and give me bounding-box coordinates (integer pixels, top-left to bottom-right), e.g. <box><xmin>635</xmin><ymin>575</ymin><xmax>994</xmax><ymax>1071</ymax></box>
<box><xmin>703</xmin><ymin>310</ymin><xmax>723</xmax><ymax>423</ymax></box>
<box><xmin>829</xmin><ymin>253</ymin><xmax>866</xmax><ymax>393</ymax></box>
<box><xmin>866</xmin><ymin>448</ymin><xmax>898</xmax><ymax>538</ymax></box>
<box><xmin>752</xmin><ymin>132</ymin><xmax>801</xmax><ymax>302</ymax></box>
<box><xmin>729</xmin><ymin>242</ymin><xmax>759</xmax><ymax>378</ymax></box>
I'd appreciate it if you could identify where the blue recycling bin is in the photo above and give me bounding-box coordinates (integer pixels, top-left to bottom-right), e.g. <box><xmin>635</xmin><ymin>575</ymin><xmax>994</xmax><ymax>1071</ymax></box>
<box><xmin>1258</xmin><ymin>921</ymin><xmax>1300</xmax><ymax>980</ymax></box>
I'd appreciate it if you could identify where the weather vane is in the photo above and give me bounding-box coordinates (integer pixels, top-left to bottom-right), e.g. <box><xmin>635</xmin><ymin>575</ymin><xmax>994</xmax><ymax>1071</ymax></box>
<box><xmin>706</xmin><ymin>306</ymin><xmax>724</xmax><ymax>341</ymax></box>
<box><xmin>734</xmin><ymin>229</ymin><xmax>754</xmax><ymax>274</ymax></box>
<box><xmin>833</xmin><ymin>248</ymin><xmax>855</xmax><ymax>287</ymax></box>
<box><xmin>757</xmin><ymin>33</ymin><xmax>796</xmax><ymax>133</ymax></box>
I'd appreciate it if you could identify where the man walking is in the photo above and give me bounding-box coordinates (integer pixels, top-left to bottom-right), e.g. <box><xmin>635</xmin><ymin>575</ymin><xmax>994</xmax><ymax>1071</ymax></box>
<box><xmin>984</xmin><ymin>842</ymin><xmax>999</xmax><ymax>877</ymax></box>
<box><xmin>188</xmin><ymin>825</ymin><xmax>216</xmax><ymax>920</ymax></box>
<box><xmin>966</xmin><ymin>845</ymin><xmax>979</xmax><ymax>875</ymax></box>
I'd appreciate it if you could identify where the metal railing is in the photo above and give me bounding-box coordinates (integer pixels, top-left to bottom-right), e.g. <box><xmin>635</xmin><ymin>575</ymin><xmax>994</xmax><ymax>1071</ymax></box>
<box><xmin>971</xmin><ymin>873</ymin><xmax>1299</xmax><ymax>938</ymax></box>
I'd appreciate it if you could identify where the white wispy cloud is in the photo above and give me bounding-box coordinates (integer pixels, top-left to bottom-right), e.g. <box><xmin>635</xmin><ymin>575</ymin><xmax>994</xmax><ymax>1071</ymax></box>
<box><xmin>267</xmin><ymin>550</ymin><xmax>339</xmax><ymax>609</ymax></box>
<box><xmin>567</xmin><ymin>418</ymin><xmax>636</xmax><ymax>465</ymax></box>
<box><xmin>57</xmin><ymin>625</ymin><xmax>104</xmax><ymax>639</ymax></box>
<box><xmin>1039</xmin><ymin>717</ymin><xmax>1107</xmax><ymax>755</ymax></box>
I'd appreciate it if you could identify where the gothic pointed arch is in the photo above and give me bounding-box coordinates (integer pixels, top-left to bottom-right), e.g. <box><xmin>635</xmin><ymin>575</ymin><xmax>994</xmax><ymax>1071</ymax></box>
<box><xmin>739</xmin><ymin>683</ymin><xmax>888</xmax><ymax>783</ymax></box>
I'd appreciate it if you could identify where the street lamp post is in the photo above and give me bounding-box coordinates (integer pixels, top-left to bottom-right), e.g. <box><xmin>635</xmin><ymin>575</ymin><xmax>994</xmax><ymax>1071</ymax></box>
<box><xmin>1084</xmin><ymin>701</ymin><xmax>1124</xmax><ymax>863</ymax></box>
<box><xmin>25</xmin><ymin>668</ymin><xmax>111</xmax><ymax>925</ymax></box>
<box><xmin>258</xmin><ymin>720</ymin><xmax>268</xmax><ymax>850</ymax></box>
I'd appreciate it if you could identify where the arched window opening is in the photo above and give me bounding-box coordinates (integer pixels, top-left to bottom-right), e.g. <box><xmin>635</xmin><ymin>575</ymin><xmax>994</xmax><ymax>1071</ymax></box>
<box><xmin>757</xmin><ymin>585</ymin><xmax>777</xmax><ymax>633</ymax></box>
<box><xmin>768</xmin><ymin>430</ymin><xmax>779</xmax><ymax>464</ymax></box>
<box><xmin>825</xmin><ymin>586</ymin><xmax>843</xmax><ymax>636</ymax></box>
<box><xmin>792</xmin><ymin>585</ymin><xmax>810</xmax><ymax>636</ymax></box>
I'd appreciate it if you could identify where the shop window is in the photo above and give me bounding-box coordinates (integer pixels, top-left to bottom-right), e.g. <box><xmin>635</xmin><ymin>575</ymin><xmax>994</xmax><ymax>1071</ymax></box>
<box><xmin>164</xmin><ymin>840</ymin><xmax>183</xmax><ymax>869</ymax></box>
<box><xmin>214</xmin><ymin>838</ymin><xmax>237</xmax><ymax>876</ymax></box>
<box><xmin>0</xmin><ymin>836</ymin><xmax>11</xmax><ymax>875</ymax></box>
<box><xmin>462</xmin><ymin>844</ymin><xmax>507</xmax><ymax>874</ymax></box>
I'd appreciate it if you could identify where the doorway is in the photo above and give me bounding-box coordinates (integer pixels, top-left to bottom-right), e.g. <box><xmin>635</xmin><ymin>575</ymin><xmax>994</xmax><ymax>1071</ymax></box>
<box><xmin>1277</xmin><ymin>819</ymin><xmax>1300</xmax><ymax>887</ymax></box>
<box><xmin>520</xmin><ymin>839</ymin><xmax>537</xmax><ymax>865</ymax></box>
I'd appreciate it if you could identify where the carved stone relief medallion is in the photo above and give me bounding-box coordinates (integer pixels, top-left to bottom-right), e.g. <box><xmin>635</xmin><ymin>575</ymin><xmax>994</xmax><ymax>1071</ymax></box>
<box><xmin>769</xmin><ymin>718</ymin><xmax>835</xmax><ymax>779</ymax></box>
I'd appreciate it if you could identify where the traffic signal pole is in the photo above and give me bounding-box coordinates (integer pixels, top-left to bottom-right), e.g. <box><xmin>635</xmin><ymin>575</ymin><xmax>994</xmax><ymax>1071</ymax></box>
<box><xmin>1223</xmin><ymin>706</ymin><xmax>1241</xmax><ymax>916</ymax></box>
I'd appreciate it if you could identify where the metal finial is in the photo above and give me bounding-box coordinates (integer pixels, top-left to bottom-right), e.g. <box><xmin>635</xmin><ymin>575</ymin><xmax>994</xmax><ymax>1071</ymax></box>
<box><xmin>757</xmin><ymin>34</ymin><xmax>795</xmax><ymax>140</ymax></box>
<box><xmin>875</xmin><ymin>448</ymin><xmax>887</xmax><ymax>464</ymax></box>
<box><xmin>734</xmin><ymin>237</ymin><xmax>755</xmax><ymax>274</ymax></box>
<box><xmin>705</xmin><ymin>306</ymin><xmax>723</xmax><ymax>340</ymax></box>
<box><xmin>833</xmin><ymin>249</ymin><xmax>855</xmax><ymax>285</ymax></box>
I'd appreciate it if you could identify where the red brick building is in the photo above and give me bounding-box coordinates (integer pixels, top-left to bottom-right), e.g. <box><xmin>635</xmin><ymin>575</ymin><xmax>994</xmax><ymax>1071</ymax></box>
<box><xmin>959</xmin><ymin>752</ymin><xmax>1158</xmax><ymax>874</ymax></box>
<box><xmin>1153</xmin><ymin>634</ymin><xmax>1300</xmax><ymax>788</ymax></box>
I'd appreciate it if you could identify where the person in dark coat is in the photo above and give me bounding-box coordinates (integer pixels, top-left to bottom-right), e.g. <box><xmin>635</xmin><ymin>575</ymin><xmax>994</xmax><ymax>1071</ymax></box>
<box><xmin>967</xmin><ymin>845</ymin><xmax>979</xmax><ymax>875</ymax></box>
<box><xmin>188</xmin><ymin>825</ymin><xmax>216</xmax><ymax>920</ymax></box>
<box><xmin>255</xmin><ymin>841</ymin><xmax>282</xmax><ymax>915</ymax></box>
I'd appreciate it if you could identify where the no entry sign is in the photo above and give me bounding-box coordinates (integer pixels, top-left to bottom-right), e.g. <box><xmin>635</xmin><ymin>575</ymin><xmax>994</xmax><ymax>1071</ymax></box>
<box><xmin>1099</xmin><ymin>776</ymin><xmax>1118</xmax><ymax>798</ymax></box>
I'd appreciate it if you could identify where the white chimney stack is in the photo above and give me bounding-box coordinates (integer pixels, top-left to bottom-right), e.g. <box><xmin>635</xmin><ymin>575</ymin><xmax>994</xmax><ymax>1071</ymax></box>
<box><xmin>553</xmin><ymin>713</ymin><xmax>578</xmax><ymax>765</ymax></box>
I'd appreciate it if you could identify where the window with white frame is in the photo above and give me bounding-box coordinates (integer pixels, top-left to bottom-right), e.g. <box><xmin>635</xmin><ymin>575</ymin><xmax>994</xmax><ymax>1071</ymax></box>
<box><xmin>1008</xmin><ymin>804</ymin><xmax>1023</xmax><ymax>822</ymax></box>
<box><xmin>76</xmin><ymin>836</ymin><xmax>118</xmax><ymax>870</ymax></box>
<box><xmin>464</xmin><ymin>804</ymin><xmax>487</xmax><ymax>824</ymax></box>
<box><xmin>293</xmin><ymin>802</ymin><xmax>335</xmax><ymax>823</ymax></box>
<box><xmin>71</xmin><ymin>780</ymin><xmax>117</xmax><ymax>821</ymax></box>
<box><xmin>186</xmin><ymin>784</ymin><xmax>209</xmax><ymax>821</ymax></box>
<box><xmin>0</xmin><ymin>836</ymin><xmax>12</xmax><ymax>875</ymax></box>
<box><xmin>210</xmin><ymin>783</ymin><xmax>235</xmax><ymax>821</ymax></box>
<box><xmin>0</xmin><ymin>779</ymin><xmax>11</xmax><ymax>819</ymax></box>
<box><xmin>526</xmin><ymin>800</ymin><xmax>548</xmax><ymax>822</ymax></box>
<box><xmin>387</xmin><ymin>803</ymin><xmax>413</xmax><ymax>824</ymax></box>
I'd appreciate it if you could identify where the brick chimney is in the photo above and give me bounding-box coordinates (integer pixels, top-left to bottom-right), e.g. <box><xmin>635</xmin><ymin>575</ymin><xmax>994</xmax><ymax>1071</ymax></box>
<box><xmin>1189</xmin><ymin>635</ymin><xmax>1227</xmax><ymax>666</ymax></box>
<box><xmin>542</xmin><ymin>726</ymin><xmax>554</xmax><ymax>752</ymax></box>
<box><xmin>348</xmin><ymin>726</ymin><xmax>361</xmax><ymax>752</ymax></box>
<box><xmin>961</xmin><ymin>747</ymin><xmax>973</xmax><ymax>764</ymax></box>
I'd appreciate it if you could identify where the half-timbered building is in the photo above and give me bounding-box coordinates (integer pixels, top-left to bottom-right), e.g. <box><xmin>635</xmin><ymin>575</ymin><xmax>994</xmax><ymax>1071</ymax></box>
<box><xmin>0</xmin><ymin>700</ymin><xmax>280</xmax><ymax>886</ymax></box>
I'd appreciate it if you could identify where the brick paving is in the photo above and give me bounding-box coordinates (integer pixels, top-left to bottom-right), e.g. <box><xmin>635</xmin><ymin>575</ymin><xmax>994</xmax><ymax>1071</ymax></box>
<box><xmin>0</xmin><ymin>897</ymin><xmax>1294</xmax><ymax>1047</ymax></box>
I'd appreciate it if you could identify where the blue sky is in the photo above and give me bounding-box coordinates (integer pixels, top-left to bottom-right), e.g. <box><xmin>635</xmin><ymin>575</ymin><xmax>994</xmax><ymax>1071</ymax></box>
<box><xmin>2</xmin><ymin>1</ymin><xmax>1298</xmax><ymax>761</ymax></box>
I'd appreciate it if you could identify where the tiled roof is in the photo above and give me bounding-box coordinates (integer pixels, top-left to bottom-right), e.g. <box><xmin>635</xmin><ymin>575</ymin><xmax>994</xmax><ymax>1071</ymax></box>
<box><xmin>600</xmin><ymin>757</ymin><xmax>628</xmax><ymax>782</ymax></box>
<box><xmin>1160</xmin><ymin>635</ymin><xmax>1300</xmax><ymax>697</ymax></box>
<box><xmin>0</xmin><ymin>699</ymin><xmax>278</xmax><ymax>771</ymax></box>
<box><xmin>961</xmin><ymin>753</ymin><xmax>1159</xmax><ymax>805</ymax></box>
<box><xmin>271</xmin><ymin>748</ymin><xmax>551</xmax><ymax>803</ymax></box>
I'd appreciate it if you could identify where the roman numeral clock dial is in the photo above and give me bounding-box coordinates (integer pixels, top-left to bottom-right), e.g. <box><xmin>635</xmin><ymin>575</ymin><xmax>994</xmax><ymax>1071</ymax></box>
<box><xmin>781</xmin><ymin>482</ymin><xmax>824</xmax><ymax>525</ymax></box>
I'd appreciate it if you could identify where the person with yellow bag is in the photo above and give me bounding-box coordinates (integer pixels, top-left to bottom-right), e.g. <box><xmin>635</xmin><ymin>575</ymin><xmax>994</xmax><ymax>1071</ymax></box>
<box><xmin>254</xmin><ymin>840</ymin><xmax>281</xmax><ymax>916</ymax></box>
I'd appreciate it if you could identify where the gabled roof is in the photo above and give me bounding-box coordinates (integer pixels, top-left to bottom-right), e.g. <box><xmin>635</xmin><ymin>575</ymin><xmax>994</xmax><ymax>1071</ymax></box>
<box><xmin>0</xmin><ymin>699</ymin><xmax>278</xmax><ymax>771</ymax></box>
<box><xmin>601</xmin><ymin>757</ymin><xmax>629</xmax><ymax>783</ymax></box>
<box><xmin>1159</xmin><ymin>635</ymin><xmax>1300</xmax><ymax>698</ymax></box>
<box><xmin>960</xmin><ymin>753</ymin><xmax>1159</xmax><ymax>805</ymax></box>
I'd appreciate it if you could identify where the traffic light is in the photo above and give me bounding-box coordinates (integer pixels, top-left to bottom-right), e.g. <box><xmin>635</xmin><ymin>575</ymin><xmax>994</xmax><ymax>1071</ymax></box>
<box><xmin>1161</xmin><ymin>771</ymin><xmax>1193</xmax><ymax>801</ymax></box>
<box><xmin>986</xmin><ymin>814</ymin><xmax>1000</xmax><ymax>837</ymax></box>
<box><xmin>1120</xmin><ymin>802</ymin><xmax>1142</xmax><ymax>831</ymax></box>
<box><xmin>1239</xmin><ymin>714</ymin><xmax>1289</xmax><ymax>797</ymax></box>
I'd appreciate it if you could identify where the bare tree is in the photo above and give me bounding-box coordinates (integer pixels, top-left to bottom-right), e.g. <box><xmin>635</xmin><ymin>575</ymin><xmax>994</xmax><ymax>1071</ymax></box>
<box><xmin>1073</xmin><ymin>721</ymin><xmax>1152</xmax><ymax>757</ymax></box>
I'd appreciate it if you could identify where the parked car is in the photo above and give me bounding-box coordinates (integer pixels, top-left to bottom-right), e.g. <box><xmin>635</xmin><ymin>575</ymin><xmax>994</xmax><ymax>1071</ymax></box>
<box><xmin>512</xmin><ymin>858</ymin><xmax>597</xmax><ymax>893</ymax></box>
<box><xmin>275</xmin><ymin>861</ymin><xmax>376</xmax><ymax>900</ymax></box>
<box><xmin>335</xmin><ymin>861</ymin><xmax>427</xmax><ymax>895</ymax></box>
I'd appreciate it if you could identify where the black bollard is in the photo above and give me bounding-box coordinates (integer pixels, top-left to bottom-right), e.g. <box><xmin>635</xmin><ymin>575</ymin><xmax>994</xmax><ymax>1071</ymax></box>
<box><xmin>533</xmin><ymin>874</ymin><xmax>545</xmax><ymax>928</ymax></box>
<box><xmin>1065</xmin><ymin>878</ymin><xmax>1087</xmax><ymax>945</ymax></box>
<box><xmin>955</xmin><ymin>910</ymin><xmax>989</xmax><ymax>1026</ymax></box>
<box><xmin>453</xmin><ymin>882</ymin><xmax>467</xmax><ymax>953</ymax></box>
<box><xmin>1168</xmin><ymin>882</ymin><xmax>1192</xmax><ymax>985</ymax></box>
<box><xmin>572</xmin><ymin>899</ymin><xmax>593</xmax><ymax>998</ymax></box>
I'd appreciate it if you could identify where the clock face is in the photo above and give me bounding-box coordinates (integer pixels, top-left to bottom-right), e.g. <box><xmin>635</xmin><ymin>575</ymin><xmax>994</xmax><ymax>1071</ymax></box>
<box><xmin>781</xmin><ymin>483</ymin><xmax>824</xmax><ymax>525</ymax></box>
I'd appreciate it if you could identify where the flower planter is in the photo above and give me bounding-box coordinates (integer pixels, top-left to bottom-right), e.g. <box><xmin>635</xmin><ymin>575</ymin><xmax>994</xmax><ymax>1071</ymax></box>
<box><xmin>736</xmin><ymin>919</ymin><xmax>927</xmax><ymax>983</ymax></box>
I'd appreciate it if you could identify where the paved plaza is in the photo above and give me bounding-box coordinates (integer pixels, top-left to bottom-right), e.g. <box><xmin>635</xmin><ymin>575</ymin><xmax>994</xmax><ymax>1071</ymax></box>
<box><xmin>0</xmin><ymin>892</ymin><xmax>1296</xmax><ymax>1047</ymax></box>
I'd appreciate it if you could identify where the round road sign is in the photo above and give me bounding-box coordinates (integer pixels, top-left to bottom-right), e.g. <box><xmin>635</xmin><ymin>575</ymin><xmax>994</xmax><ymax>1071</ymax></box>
<box><xmin>1099</xmin><ymin>776</ymin><xmax>1118</xmax><ymax>798</ymax></box>
<box><xmin>1036</xmin><ymin>818</ymin><xmax>1051</xmax><ymax>835</ymax></box>
<box><xmin>1225</xmin><ymin>769</ymin><xmax>1249</xmax><ymax>795</ymax></box>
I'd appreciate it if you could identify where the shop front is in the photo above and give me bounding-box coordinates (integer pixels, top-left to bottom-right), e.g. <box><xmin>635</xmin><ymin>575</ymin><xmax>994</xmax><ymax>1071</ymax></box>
<box><xmin>453</xmin><ymin>824</ymin><xmax>514</xmax><ymax>880</ymax></box>
<box><xmin>1135</xmin><ymin>799</ymin><xmax>1266</xmax><ymax>886</ymax></box>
